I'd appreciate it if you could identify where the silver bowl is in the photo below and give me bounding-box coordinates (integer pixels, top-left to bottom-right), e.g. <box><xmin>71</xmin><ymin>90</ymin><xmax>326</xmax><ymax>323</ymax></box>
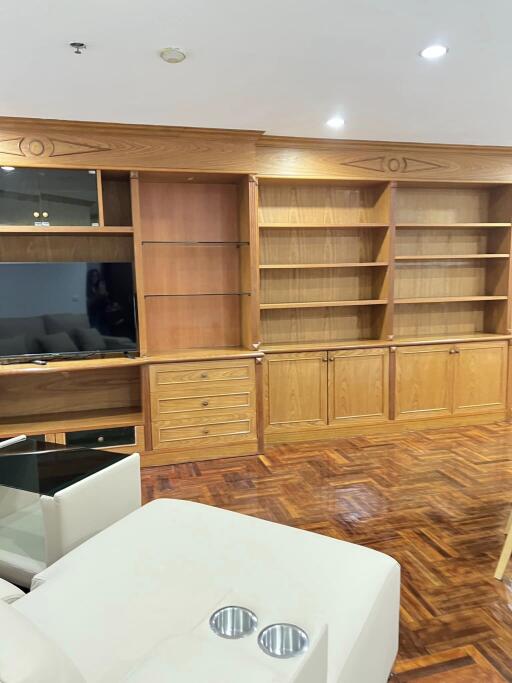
<box><xmin>209</xmin><ymin>606</ymin><xmax>258</xmax><ymax>639</ymax></box>
<box><xmin>258</xmin><ymin>623</ymin><xmax>310</xmax><ymax>659</ymax></box>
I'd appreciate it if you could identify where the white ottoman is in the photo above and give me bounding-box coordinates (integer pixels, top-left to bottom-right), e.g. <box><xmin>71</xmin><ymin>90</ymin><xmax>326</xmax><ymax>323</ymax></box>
<box><xmin>15</xmin><ymin>499</ymin><xmax>400</xmax><ymax>683</ymax></box>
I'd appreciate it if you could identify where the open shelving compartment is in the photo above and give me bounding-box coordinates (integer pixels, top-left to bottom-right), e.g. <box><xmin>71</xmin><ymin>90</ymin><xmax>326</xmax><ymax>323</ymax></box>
<box><xmin>258</xmin><ymin>179</ymin><xmax>393</xmax><ymax>346</ymax></box>
<box><xmin>394</xmin><ymin>182</ymin><xmax>512</xmax><ymax>341</ymax></box>
<box><xmin>136</xmin><ymin>172</ymin><xmax>254</xmax><ymax>353</ymax></box>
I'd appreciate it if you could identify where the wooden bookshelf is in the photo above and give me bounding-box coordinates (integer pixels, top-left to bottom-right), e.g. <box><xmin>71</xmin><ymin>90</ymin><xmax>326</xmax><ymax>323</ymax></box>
<box><xmin>2</xmin><ymin>116</ymin><xmax>512</xmax><ymax>458</ymax></box>
<box><xmin>258</xmin><ymin>180</ymin><xmax>392</xmax><ymax>344</ymax></box>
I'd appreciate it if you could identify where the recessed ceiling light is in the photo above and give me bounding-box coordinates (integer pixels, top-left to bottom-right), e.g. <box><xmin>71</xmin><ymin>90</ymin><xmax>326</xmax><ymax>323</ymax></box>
<box><xmin>0</xmin><ymin>166</ymin><xmax>15</xmax><ymax>172</ymax></box>
<box><xmin>160</xmin><ymin>47</ymin><xmax>186</xmax><ymax>64</ymax></box>
<box><xmin>326</xmin><ymin>116</ymin><xmax>345</xmax><ymax>129</ymax></box>
<box><xmin>420</xmin><ymin>44</ymin><xmax>448</xmax><ymax>59</ymax></box>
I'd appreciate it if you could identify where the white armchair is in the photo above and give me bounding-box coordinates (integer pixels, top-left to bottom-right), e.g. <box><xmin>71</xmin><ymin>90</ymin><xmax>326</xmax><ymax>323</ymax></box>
<box><xmin>0</xmin><ymin>453</ymin><xmax>141</xmax><ymax>587</ymax></box>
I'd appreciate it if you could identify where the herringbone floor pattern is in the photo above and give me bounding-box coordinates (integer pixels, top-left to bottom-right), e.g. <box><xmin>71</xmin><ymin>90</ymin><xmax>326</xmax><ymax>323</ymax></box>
<box><xmin>142</xmin><ymin>421</ymin><xmax>512</xmax><ymax>681</ymax></box>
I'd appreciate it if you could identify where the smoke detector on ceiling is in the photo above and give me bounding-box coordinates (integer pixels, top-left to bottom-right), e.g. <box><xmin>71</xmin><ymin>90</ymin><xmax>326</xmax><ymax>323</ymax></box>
<box><xmin>160</xmin><ymin>47</ymin><xmax>186</xmax><ymax>64</ymax></box>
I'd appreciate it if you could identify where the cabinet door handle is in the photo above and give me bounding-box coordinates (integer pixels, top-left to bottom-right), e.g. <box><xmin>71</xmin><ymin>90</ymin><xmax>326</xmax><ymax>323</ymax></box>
<box><xmin>329</xmin><ymin>357</ymin><xmax>334</xmax><ymax>361</ymax></box>
<box><xmin>202</xmin><ymin>400</ymin><xmax>209</xmax><ymax>407</ymax></box>
<box><xmin>97</xmin><ymin>436</ymin><xmax>105</xmax><ymax>443</ymax></box>
<box><xmin>450</xmin><ymin>348</ymin><xmax>460</xmax><ymax>354</ymax></box>
<box><xmin>200</xmin><ymin>372</ymin><xmax>208</xmax><ymax>379</ymax></box>
<box><xmin>203</xmin><ymin>428</ymin><xmax>210</xmax><ymax>435</ymax></box>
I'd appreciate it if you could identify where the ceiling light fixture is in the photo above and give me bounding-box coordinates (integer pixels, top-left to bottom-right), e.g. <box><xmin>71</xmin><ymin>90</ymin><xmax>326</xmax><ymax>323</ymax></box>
<box><xmin>420</xmin><ymin>44</ymin><xmax>448</xmax><ymax>59</ymax></box>
<box><xmin>160</xmin><ymin>47</ymin><xmax>186</xmax><ymax>64</ymax></box>
<box><xmin>0</xmin><ymin>166</ymin><xmax>15</xmax><ymax>172</ymax></box>
<box><xmin>326</xmin><ymin>116</ymin><xmax>345</xmax><ymax>129</ymax></box>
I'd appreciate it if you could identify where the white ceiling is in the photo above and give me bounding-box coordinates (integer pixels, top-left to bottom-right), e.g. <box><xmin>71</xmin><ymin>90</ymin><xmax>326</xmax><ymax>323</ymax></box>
<box><xmin>1</xmin><ymin>0</ymin><xmax>511</xmax><ymax>146</ymax></box>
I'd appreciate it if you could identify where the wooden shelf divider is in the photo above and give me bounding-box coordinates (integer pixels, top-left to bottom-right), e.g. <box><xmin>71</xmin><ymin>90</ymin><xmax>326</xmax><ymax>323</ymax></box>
<box><xmin>261</xmin><ymin>299</ymin><xmax>388</xmax><ymax>310</ymax></box>
<box><xmin>259</xmin><ymin>222</ymin><xmax>389</xmax><ymax>229</ymax></box>
<box><xmin>395</xmin><ymin>254</ymin><xmax>509</xmax><ymax>261</ymax></box>
<box><xmin>395</xmin><ymin>295</ymin><xmax>508</xmax><ymax>304</ymax></box>
<box><xmin>260</xmin><ymin>262</ymin><xmax>388</xmax><ymax>269</ymax></box>
<box><xmin>396</xmin><ymin>223</ymin><xmax>511</xmax><ymax>229</ymax></box>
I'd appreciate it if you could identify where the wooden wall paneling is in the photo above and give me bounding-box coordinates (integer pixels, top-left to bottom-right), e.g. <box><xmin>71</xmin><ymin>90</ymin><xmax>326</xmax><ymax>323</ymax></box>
<box><xmin>261</xmin><ymin>306</ymin><xmax>376</xmax><ymax>344</ymax></box>
<box><xmin>0</xmin><ymin>367</ymin><xmax>141</xmax><ymax>421</ymax></box>
<box><xmin>130</xmin><ymin>172</ymin><xmax>149</xmax><ymax>355</ymax></box>
<box><xmin>489</xmin><ymin>184</ymin><xmax>512</xmax><ymax>222</ymax></box>
<box><xmin>255</xmin><ymin>356</ymin><xmax>265</xmax><ymax>451</ymax></box>
<box><xmin>484</xmin><ymin>300</ymin><xmax>509</xmax><ymax>335</ymax></box>
<box><xmin>239</xmin><ymin>175</ymin><xmax>261</xmax><ymax>349</ymax></box>
<box><xmin>139</xmin><ymin>180</ymin><xmax>239</xmax><ymax>242</ymax></box>
<box><xmin>260</xmin><ymin>267</ymin><xmax>385</xmax><ymax>304</ymax></box>
<box><xmin>395</xmin><ymin>186</ymin><xmax>494</xmax><ymax>224</ymax></box>
<box><xmin>394</xmin><ymin>302</ymin><xmax>487</xmax><ymax>339</ymax></box>
<box><xmin>259</xmin><ymin>227</ymin><xmax>386</xmax><ymax>265</ymax></box>
<box><xmin>101</xmin><ymin>172</ymin><xmax>133</xmax><ymax>227</ymax></box>
<box><xmin>0</xmin><ymin>234</ymin><xmax>133</xmax><ymax>262</ymax></box>
<box><xmin>380</xmin><ymin>182</ymin><xmax>395</xmax><ymax>340</ymax></box>
<box><xmin>0</xmin><ymin>117</ymin><xmax>260</xmax><ymax>172</ymax></box>
<box><xmin>395</xmin><ymin>261</ymin><xmax>489</xmax><ymax>299</ymax></box>
<box><xmin>256</xmin><ymin>137</ymin><xmax>512</xmax><ymax>182</ymax></box>
<box><xmin>145</xmin><ymin>295</ymin><xmax>241</xmax><ymax>352</ymax></box>
<box><xmin>141</xmin><ymin>364</ymin><xmax>153</xmax><ymax>452</ymax></box>
<box><xmin>143</xmin><ymin>243</ymin><xmax>241</xmax><ymax>295</ymax></box>
<box><xmin>96</xmin><ymin>170</ymin><xmax>105</xmax><ymax>227</ymax></box>
<box><xmin>258</xmin><ymin>182</ymin><xmax>389</xmax><ymax>225</ymax></box>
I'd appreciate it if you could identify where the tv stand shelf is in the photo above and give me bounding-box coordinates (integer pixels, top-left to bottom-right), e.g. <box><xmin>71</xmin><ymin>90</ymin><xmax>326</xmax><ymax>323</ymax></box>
<box><xmin>0</xmin><ymin>407</ymin><xmax>144</xmax><ymax>439</ymax></box>
<box><xmin>0</xmin><ymin>348</ymin><xmax>263</xmax><ymax>377</ymax></box>
<box><xmin>0</xmin><ymin>226</ymin><xmax>134</xmax><ymax>235</ymax></box>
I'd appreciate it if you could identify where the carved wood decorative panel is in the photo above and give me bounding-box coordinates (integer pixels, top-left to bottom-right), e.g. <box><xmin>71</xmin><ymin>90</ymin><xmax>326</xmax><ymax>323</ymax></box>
<box><xmin>256</xmin><ymin>137</ymin><xmax>512</xmax><ymax>182</ymax></box>
<box><xmin>0</xmin><ymin>118</ymin><xmax>261</xmax><ymax>172</ymax></box>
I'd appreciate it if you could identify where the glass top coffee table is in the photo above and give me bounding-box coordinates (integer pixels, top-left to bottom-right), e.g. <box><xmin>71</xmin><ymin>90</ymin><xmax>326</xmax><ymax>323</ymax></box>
<box><xmin>0</xmin><ymin>437</ymin><xmax>127</xmax><ymax>496</ymax></box>
<box><xmin>0</xmin><ymin>437</ymin><xmax>136</xmax><ymax>587</ymax></box>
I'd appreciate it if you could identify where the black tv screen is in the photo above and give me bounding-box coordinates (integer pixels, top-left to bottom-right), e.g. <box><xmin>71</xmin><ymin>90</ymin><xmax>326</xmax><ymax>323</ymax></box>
<box><xmin>0</xmin><ymin>262</ymin><xmax>138</xmax><ymax>359</ymax></box>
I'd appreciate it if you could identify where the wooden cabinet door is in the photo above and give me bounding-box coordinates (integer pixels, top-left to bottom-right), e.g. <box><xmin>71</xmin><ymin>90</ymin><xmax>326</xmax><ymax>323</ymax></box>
<box><xmin>328</xmin><ymin>348</ymin><xmax>389</xmax><ymax>425</ymax></box>
<box><xmin>265</xmin><ymin>352</ymin><xmax>328</xmax><ymax>431</ymax></box>
<box><xmin>452</xmin><ymin>341</ymin><xmax>507</xmax><ymax>415</ymax></box>
<box><xmin>395</xmin><ymin>344</ymin><xmax>453</xmax><ymax>420</ymax></box>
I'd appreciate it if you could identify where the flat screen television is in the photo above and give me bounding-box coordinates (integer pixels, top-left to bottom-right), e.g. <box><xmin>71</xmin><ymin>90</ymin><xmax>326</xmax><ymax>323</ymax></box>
<box><xmin>0</xmin><ymin>262</ymin><xmax>138</xmax><ymax>360</ymax></box>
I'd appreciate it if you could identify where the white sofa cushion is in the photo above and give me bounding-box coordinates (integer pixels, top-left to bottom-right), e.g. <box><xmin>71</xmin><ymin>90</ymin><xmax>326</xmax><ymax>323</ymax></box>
<box><xmin>0</xmin><ymin>599</ymin><xmax>85</xmax><ymax>683</ymax></box>
<box><xmin>19</xmin><ymin>499</ymin><xmax>399</xmax><ymax>683</ymax></box>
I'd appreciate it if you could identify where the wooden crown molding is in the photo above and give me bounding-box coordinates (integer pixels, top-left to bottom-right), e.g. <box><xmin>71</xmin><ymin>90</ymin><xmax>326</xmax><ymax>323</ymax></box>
<box><xmin>0</xmin><ymin>116</ymin><xmax>263</xmax><ymax>173</ymax></box>
<box><xmin>2</xmin><ymin>116</ymin><xmax>512</xmax><ymax>182</ymax></box>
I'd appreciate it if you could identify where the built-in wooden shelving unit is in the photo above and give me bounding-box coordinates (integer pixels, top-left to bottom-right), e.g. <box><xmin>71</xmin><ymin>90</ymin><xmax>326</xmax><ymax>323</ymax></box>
<box><xmin>258</xmin><ymin>181</ymin><xmax>393</xmax><ymax>345</ymax></box>
<box><xmin>1</xmin><ymin>116</ymin><xmax>512</xmax><ymax>458</ymax></box>
<box><xmin>135</xmin><ymin>173</ymin><xmax>254</xmax><ymax>354</ymax></box>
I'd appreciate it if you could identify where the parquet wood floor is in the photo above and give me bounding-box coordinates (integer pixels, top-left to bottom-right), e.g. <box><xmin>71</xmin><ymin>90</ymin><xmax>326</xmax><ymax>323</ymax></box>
<box><xmin>141</xmin><ymin>421</ymin><xmax>512</xmax><ymax>681</ymax></box>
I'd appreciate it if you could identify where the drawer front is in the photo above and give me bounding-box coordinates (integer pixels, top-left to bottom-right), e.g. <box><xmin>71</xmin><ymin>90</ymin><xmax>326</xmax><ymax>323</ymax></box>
<box><xmin>152</xmin><ymin>411</ymin><xmax>256</xmax><ymax>450</ymax></box>
<box><xmin>150</xmin><ymin>360</ymin><xmax>254</xmax><ymax>392</ymax></box>
<box><xmin>152</xmin><ymin>390</ymin><xmax>253</xmax><ymax>419</ymax></box>
<box><xmin>65</xmin><ymin>426</ymin><xmax>137</xmax><ymax>449</ymax></box>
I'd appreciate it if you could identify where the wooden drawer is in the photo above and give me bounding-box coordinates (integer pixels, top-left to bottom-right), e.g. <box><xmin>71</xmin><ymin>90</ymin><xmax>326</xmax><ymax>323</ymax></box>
<box><xmin>152</xmin><ymin>389</ymin><xmax>254</xmax><ymax>419</ymax></box>
<box><xmin>152</xmin><ymin>411</ymin><xmax>256</xmax><ymax>450</ymax></box>
<box><xmin>149</xmin><ymin>360</ymin><xmax>254</xmax><ymax>394</ymax></box>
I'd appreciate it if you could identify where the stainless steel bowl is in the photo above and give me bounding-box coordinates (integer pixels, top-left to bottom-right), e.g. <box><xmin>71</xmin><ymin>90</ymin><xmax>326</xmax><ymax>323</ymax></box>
<box><xmin>209</xmin><ymin>606</ymin><xmax>258</xmax><ymax>639</ymax></box>
<box><xmin>258</xmin><ymin>623</ymin><xmax>310</xmax><ymax>659</ymax></box>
